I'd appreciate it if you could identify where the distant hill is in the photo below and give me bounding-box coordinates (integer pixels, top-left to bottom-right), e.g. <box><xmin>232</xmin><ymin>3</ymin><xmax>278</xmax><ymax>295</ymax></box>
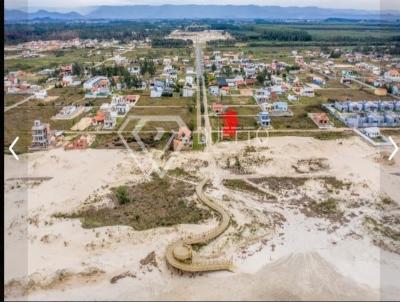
<box><xmin>5</xmin><ymin>9</ymin><xmax>29</xmax><ymax>21</ymax></box>
<box><xmin>5</xmin><ymin>9</ymin><xmax>83</xmax><ymax>21</ymax></box>
<box><xmin>85</xmin><ymin>5</ymin><xmax>398</xmax><ymax>20</ymax></box>
<box><xmin>5</xmin><ymin>5</ymin><xmax>400</xmax><ymax>21</ymax></box>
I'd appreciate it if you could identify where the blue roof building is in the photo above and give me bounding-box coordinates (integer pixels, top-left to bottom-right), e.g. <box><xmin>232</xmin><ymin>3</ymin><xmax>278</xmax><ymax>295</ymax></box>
<box><xmin>258</xmin><ymin>111</ymin><xmax>271</xmax><ymax>128</ymax></box>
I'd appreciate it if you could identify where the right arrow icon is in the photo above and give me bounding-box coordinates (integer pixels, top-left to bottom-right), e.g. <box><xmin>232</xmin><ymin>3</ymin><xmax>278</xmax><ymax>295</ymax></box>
<box><xmin>388</xmin><ymin>136</ymin><xmax>399</xmax><ymax>161</ymax></box>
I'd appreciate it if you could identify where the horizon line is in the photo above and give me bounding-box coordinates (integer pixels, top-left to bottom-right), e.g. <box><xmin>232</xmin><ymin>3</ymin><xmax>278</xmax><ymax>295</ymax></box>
<box><xmin>6</xmin><ymin>4</ymin><xmax>400</xmax><ymax>13</ymax></box>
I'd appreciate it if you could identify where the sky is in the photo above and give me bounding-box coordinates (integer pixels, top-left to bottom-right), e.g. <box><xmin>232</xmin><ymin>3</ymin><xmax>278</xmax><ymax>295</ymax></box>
<box><xmin>5</xmin><ymin>0</ymin><xmax>400</xmax><ymax>12</ymax></box>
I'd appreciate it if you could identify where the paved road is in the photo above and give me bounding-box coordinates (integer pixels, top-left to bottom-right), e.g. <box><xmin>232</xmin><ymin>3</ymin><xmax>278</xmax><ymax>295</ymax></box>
<box><xmin>194</xmin><ymin>42</ymin><xmax>213</xmax><ymax>148</ymax></box>
<box><xmin>194</xmin><ymin>42</ymin><xmax>202</xmax><ymax>131</ymax></box>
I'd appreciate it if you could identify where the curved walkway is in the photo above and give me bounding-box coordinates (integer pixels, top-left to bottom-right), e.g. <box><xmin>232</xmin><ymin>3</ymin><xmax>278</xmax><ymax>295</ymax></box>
<box><xmin>165</xmin><ymin>177</ymin><xmax>234</xmax><ymax>272</ymax></box>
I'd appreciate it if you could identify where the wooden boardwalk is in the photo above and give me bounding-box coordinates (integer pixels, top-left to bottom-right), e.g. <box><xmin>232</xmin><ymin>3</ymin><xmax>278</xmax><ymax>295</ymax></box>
<box><xmin>165</xmin><ymin>178</ymin><xmax>234</xmax><ymax>272</ymax></box>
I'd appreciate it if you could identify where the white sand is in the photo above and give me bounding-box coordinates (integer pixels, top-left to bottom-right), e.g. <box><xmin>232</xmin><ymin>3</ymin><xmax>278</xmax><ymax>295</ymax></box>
<box><xmin>4</xmin><ymin>135</ymin><xmax>400</xmax><ymax>300</ymax></box>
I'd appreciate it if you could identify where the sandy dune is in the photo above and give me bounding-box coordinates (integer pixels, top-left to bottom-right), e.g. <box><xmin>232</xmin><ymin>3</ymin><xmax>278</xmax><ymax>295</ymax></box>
<box><xmin>4</xmin><ymin>136</ymin><xmax>400</xmax><ymax>300</ymax></box>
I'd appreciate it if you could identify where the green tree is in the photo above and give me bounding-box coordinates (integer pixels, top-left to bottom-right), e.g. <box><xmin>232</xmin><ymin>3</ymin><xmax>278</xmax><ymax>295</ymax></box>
<box><xmin>222</xmin><ymin>65</ymin><xmax>232</xmax><ymax>77</ymax></box>
<box><xmin>234</xmin><ymin>156</ymin><xmax>241</xmax><ymax>171</ymax></box>
<box><xmin>116</xmin><ymin>186</ymin><xmax>130</xmax><ymax>204</ymax></box>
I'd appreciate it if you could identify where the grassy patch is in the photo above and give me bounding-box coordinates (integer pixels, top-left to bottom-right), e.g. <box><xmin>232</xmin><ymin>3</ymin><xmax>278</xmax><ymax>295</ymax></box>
<box><xmin>4</xmin><ymin>99</ymin><xmax>86</xmax><ymax>153</ymax></box>
<box><xmin>223</xmin><ymin>179</ymin><xmax>276</xmax><ymax>200</ymax></box>
<box><xmin>192</xmin><ymin>132</ymin><xmax>205</xmax><ymax>151</ymax></box>
<box><xmin>4</xmin><ymin>48</ymin><xmax>107</xmax><ymax>72</ymax></box>
<box><xmin>381</xmin><ymin>196</ymin><xmax>394</xmax><ymax>205</ymax></box>
<box><xmin>55</xmin><ymin>174</ymin><xmax>211</xmax><ymax>230</ymax></box>
<box><xmin>168</xmin><ymin>167</ymin><xmax>199</xmax><ymax>182</ymax></box>
<box><xmin>4</xmin><ymin>94</ymin><xmax>29</xmax><ymax>107</ymax></box>
<box><xmin>321</xmin><ymin>176</ymin><xmax>352</xmax><ymax>192</ymax></box>
<box><xmin>268</xmin><ymin>130</ymin><xmax>355</xmax><ymax>140</ymax></box>
<box><xmin>364</xmin><ymin>216</ymin><xmax>400</xmax><ymax>242</ymax></box>
<box><xmin>250</xmin><ymin>176</ymin><xmax>308</xmax><ymax>193</ymax></box>
<box><xmin>310</xmin><ymin>199</ymin><xmax>339</xmax><ymax>215</ymax></box>
<box><xmin>318</xmin><ymin>88</ymin><xmax>394</xmax><ymax>101</ymax></box>
<box><xmin>136</xmin><ymin>95</ymin><xmax>190</xmax><ymax>107</ymax></box>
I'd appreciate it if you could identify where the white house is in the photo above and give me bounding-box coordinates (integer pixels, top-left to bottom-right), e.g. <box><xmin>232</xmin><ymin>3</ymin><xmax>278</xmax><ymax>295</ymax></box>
<box><xmin>62</xmin><ymin>75</ymin><xmax>81</xmax><ymax>87</ymax></box>
<box><xmin>271</xmin><ymin>75</ymin><xmax>283</xmax><ymax>85</ymax></box>
<box><xmin>244</xmin><ymin>67</ymin><xmax>256</xmax><ymax>78</ymax></box>
<box><xmin>111</xmin><ymin>95</ymin><xmax>131</xmax><ymax>116</ymax></box>
<box><xmin>287</xmin><ymin>94</ymin><xmax>299</xmax><ymax>102</ymax></box>
<box><xmin>182</xmin><ymin>86</ymin><xmax>195</xmax><ymax>97</ymax></box>
<box><xmin>83</xmin><ymin>76</ymin><xmax>109</xmax><ymax>90</ymax></box>
<box><xmin>254</xmin><ymin>88</ymin><xmax>271</xmax><ymax>103</ymax></box>
<box><xmin>103</xmin><ymin>111</ymin><xmax>116</xmax><ymax>129</ymax></box>
<box><xmin>363</xmin><ymin>127</ymin><xmax>380</xmax><ymax>138</ymax></box>
<box><xmin>185</xmin><ymin>76</ymin><xmax>194</xmax><ymax>86</ymax></box>
<box><xmin>113</xmin><ymin>55</ymin><xmax>128</xmax><ymax>65</ymax></box>
<box><xmin>150</xmin><ymin>86</ymin><xmax>163</xmax><ymax>98</ymax></box>
<box><xmin>186</xmin><ymin>67</ymin><xmax>196</xmax><ymax>76</ymax></box>
<box><xmin>300</xmin><ymin>86</ymin><xmax>315</xmax><ymax>97</ymax></box>
<box><xmin>38</xmin><ymin>68</ymin><xmax>55</xmax><ymax>76</ymax></box>
<box><xmin>271</xmin><ymin>85</ymin><xmax>283</xmax><ymax>95</ymax></box>
<box><xmin>208</xmin><ymin>86</ymin><xmax>220</xmax><ymax>96</ymax></box>
<box><xmin>128</xmin><ymin>66</ymin><xmax>141</xmax><ymax>75</ymax></box>
<box><xmin>34</xmin><ymin>90</ymin><xmax>48</xmax><ymax>100</ymax></box>
<box><xmin>163</xmin><ymin>58</ymin><xmax>172</xmax><ymax>65</ymax></box>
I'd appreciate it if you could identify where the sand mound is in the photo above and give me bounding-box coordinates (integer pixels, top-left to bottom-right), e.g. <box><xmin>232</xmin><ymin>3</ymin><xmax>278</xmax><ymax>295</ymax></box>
<box><xmin>157</xmin><ymin>252</ymin><xmax>377</xmax><ymax>300</ymax></box>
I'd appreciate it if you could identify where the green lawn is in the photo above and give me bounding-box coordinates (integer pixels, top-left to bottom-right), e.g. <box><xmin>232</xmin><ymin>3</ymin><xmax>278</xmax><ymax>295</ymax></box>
<box><xmin>5</xmin><ymin>48</ymin><xmax>109</xmax><ymax>72</ymax></box>
<box><xmin>4</xmin><ymin>100</ymin><xmax>87</xmax><ymax>153</ymax></box>
<box><xmin>4</xmin><ymin>94</ymin><xmax>29</xmax><ymax>107</ymax></box>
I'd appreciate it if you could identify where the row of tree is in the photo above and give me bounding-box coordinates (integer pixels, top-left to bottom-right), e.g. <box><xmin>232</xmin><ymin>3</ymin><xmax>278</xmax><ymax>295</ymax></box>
<box><xmin>139</xmin><ymin>59</ymin><xmax>156</xmax><ymax>76</ymax></box>
<box><xmin>258</xmin><ymin>29</ymin><xmax>312</xmax><ymax>42</ymax></box>
<box><xmin>152</xmin><ymin>38</ymin><xmax>193</xmax><ymax>48</ymax></box>
<box><xmin>5</xmin><ymin>21</ymin><xmax>175</xmax><ymax>44</ymax></box>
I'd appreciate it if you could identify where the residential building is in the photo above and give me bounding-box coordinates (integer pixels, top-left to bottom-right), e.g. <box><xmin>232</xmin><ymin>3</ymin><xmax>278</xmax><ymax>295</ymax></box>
<box><xmin>300</xmin><ymin>86</ymin><xmax>315</xmax><ymax>97</ymax></box>
<box><xmin>173</xmin><ymin>127</ymin><xmax>192</xmax><ymax>151</ymax></box>
<box><xmin>93</xmin><ymin>111</ymin><xmax>105</xmax><ymax>126</ymax></box>
<box><xmin>271</xmin><ymin>102</ymin><xmax>288</xmax><ymax>112</ymax></box>
<box><xmin>185</xmin><ymin>76</ymin><xmax>194</xmax><ymax>86</ymax></box>
<box><xmin>111</xmin><ymin>95</ymin><xmax>131</xmax><ymax>116</ymax></box>
<box><xmin>62</xmin><ymin>75</ymin><xmax>81</xmax><ymax>87</ymax></box>
<box><xmin>83</xmin><ymin>76</ymin><xmax>109</xmax><ymax>90</ymax></box>
<box><xmin>150</xmin><ymin>86</ymin><xmax>163</xmax><ymax>98</ymax></box>
<box><xmin>312</xmin><ymin>76</ymin><xmax>326</xmax><ymax>86</ymax></box>
<box><xmin>254</xmin><ymin>88</ymin><xmax>271</xmax><ymax>103</ymax></box>
<box><xmin>182</xmin><ymin>86</ymin><xmax>195</xmax><ymax>97</ymax></box>
<box><xmin>103</xmin><ymin>111</ymin><xmax>116</xmax><ymax>129</ymax></box>
<box><xmin>258</xmin><ymin>111</ymin><xmax>271</xmax><ymax>128</ymax></box>
<box><xmin>34</xmin><ymin>90</ymin><xmax>48</xmax><ymax>100</ymax></box>
<box><xmin>212</xmin><ymin>103</ymin><xmax>224</xmax><ymax>115</ymax></box>
<box><xmin>216</xmin><ymin>77</ymin><xmax>228</xmax><ymax>88</ymax></box>
<box><xmin>128</xmin><ymin>66</ymin><xmax>141</xmax><ymax>75</ymax></box>
<box><xmin>113</xmin><ymin>55</ymin><xmax>128</xmax><ymax>65</ymax></box>
<box><xmin>271</xmin><ymin>75</ymin><xmax>283</xmax><ymax>85</ymax></box>
<box><xmin>363</xmin><ymin>127</ymin><xmax>381</xmax><ymax>138</ymax></box>
<box><xmin>384</xmin><ymin>69</ymin><xmax>400</xmax><ymax>82</ymax></box>
<box><xmin>208</xmin><ymin>86</ymin><xmax>220</xmax><ymax>96</ymax></box>
<box><xmin>31</xmin><ymin>120</ymin><xmax>51</xmax><ymax>149</ymax></box>
<box><xmin>309</xmin><ymin>112</ymin><xmax>331</xmax><ymax>128</ymax></box>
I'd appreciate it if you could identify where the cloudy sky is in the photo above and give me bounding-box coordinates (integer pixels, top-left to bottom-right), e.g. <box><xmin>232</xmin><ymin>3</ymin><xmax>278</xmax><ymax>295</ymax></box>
<box><xmin>5</xmin><ymin>0</ymin><xmax>399</xmax><ymax>12</ymax></box>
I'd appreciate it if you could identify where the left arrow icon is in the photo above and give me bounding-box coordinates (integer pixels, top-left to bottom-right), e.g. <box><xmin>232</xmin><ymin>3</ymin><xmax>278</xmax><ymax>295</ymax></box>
<box><xmin>9</xmin><ymin>137</ymin><xmax>19</xmax><ymax>160</ymax></box>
